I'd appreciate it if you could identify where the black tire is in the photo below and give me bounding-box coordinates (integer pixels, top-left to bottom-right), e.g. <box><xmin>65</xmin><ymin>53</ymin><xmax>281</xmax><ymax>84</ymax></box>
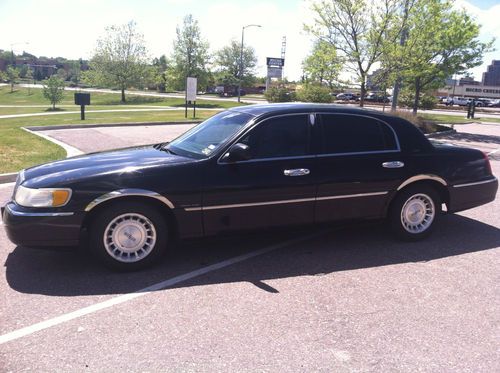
<box><xmin>389</xmin><ymin>185</ymin><xmax>441</xmax><ymax>241</ymax></box>
<box><xmin>89</xmin><ymin>201</ymin><xmax>168</xmax><ymax>271</ymax></box>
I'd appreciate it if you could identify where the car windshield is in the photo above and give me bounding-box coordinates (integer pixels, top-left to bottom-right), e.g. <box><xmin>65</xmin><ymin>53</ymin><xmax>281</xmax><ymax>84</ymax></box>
<box><xmin>166</xmin><ymin>111</ymin><xmax>253</xmax><ymax>158</ymax></box>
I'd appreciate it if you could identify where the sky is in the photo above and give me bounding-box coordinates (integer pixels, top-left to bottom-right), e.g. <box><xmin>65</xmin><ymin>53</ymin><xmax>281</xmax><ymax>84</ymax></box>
<box><xmin>0</xmin><ymin>0</ymin><xmax>499</xmax><ymax>83</ymax></box>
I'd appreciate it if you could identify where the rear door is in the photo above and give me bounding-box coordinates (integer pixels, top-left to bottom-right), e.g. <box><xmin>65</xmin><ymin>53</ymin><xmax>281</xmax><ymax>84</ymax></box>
<box><xmin>314</xmin><ymin>113</ymin><xmax>406</xmax><ymax>222</ymax></box>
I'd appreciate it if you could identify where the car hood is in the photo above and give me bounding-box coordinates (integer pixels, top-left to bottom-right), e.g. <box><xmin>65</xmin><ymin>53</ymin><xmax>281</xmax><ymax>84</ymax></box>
<box><xmin>22</xmin><ymin>145</ymin><xmax>193</xmax><ymax>188</ymax></box>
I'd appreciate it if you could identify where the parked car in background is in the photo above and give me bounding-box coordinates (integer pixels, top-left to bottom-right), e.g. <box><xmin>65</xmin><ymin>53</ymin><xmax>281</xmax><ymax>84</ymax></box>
<box><xmin>2</xmin><ymin>104</ymin><xmax>497</xmax><ymax>270</ymax></box>
<box><xmin>476</xmin><ymin>98</ymin><xmax>496</xmax><ymax>107</ymax></box>
<box><xmin>365</xmin><ymin>93</ymin><xmax>391</xmax><ymax>103</ymax></box>
<box><xmin>336</xmin><ymin>93</ymin><xmax>357</xmax><ymax>101</ymax></box>
<box><xmin>445</xmin><ymin>97</ymin><xmax>471</xmax><ymax>106</ymax></box>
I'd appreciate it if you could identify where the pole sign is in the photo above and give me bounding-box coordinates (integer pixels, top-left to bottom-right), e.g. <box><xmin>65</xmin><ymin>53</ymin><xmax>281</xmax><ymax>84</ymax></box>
<box><xmin>266</xmin><ymin>57</ymin><xmax>285</xmax><ymax>67</ymax></box>
<box><xmin>186</xmin><ymin>77</ymin><xmax>197</xmax><ymax>101</ymax></box>
<box><xmin>267</xmin><ymin>67</ymin><xmax>283</xmax><ymax>78</ymax></box>
<box><xmin>185</xmin><ymin>77</ymin><xmax>197</xmax><ymax>118</ymax></box>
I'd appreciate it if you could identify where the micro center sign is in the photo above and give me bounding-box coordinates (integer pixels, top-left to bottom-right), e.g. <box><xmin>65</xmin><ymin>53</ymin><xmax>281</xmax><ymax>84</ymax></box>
<box><xmin>438</xmin><ymin>83</ymin><xmax>500</xmax><ymax>99</ymax></box>
<box><xmin>266</xmin><ymin>57</ymin><xmax>285</xmax><ymax>67</ymax></box>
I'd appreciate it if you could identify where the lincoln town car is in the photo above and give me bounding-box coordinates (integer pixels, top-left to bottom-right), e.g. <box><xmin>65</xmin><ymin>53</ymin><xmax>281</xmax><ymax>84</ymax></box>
<box><xmin>2</xmin><ymin>104</ymin><xmax>497</xmax><ymax>270</ymax></box>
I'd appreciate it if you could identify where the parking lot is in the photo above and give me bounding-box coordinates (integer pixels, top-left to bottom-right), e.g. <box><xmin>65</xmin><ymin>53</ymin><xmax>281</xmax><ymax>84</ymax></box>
<box><xmin>1</xmin><ymin>122</ymin><xmax>499</xmax><ymax>371</ymax></box>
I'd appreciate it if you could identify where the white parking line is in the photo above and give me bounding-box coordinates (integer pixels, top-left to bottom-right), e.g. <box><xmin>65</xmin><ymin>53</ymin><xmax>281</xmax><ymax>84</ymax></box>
<box><xmin>0</xmin><ymin>230</ymin><xmax>325</xmax><ymax>345</ymax></box>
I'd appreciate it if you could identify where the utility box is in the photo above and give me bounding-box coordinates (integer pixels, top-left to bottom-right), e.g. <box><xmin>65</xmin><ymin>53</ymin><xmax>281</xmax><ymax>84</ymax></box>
<box><xmin>74</xmin><ymin>93</ymin><xmax>90</xmax><ymax>106</ymax></box>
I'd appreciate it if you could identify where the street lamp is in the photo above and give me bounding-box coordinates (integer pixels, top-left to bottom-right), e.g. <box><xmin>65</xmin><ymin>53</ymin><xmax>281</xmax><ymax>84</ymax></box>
<box><xmin>10</xmin><ymin>42</ymin><xmax>29</xmax><ymax>66</ymax></box>
<box><xmin>238</xmin><ymin>24</ymin><xmax>261</xmax><ymax>103</ymax></box>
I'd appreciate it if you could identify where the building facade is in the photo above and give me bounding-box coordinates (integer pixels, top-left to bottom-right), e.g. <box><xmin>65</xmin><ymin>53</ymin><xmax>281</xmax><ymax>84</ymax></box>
<box><xmin>482</xmin><ymin>60</ymin><xmax>500</xmax><ymax>86</ymax></box>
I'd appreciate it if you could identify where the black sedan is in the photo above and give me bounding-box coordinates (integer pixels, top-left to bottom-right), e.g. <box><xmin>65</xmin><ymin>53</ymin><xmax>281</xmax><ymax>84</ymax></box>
<box><xmin>2</xmin><ymin>104</ymin><xmax>498</xmax><ymax>270</ymax></box>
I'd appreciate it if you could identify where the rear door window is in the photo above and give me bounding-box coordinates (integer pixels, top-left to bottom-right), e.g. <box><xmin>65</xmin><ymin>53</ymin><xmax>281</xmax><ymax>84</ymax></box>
<box><xmin>319</xmin><ymin>114</ymin><xmax>398</xmax><ymax>154</ymax></box>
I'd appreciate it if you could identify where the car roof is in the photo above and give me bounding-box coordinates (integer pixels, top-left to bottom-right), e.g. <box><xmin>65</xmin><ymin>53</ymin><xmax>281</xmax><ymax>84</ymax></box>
<box><xmin>229</xmin><ymin>102</ymin><xmax>383</xmax><ymax>118</ymax></box>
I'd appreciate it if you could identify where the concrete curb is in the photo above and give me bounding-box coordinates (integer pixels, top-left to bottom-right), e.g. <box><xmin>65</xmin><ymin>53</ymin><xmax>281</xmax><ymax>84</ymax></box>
<box><xmin>21</xmin><ymin>128</ymin><xmax>84</xmax><ymax>158</ymax></box>
<box><xmin>26</xmin><ymin>120</ymin><xmax>202</xmax><ymax>131</ymax></box>
<box><xmin>426</xmin><ymin>128</ymin><xmax>457</xmax><ymax>138</ymax></box>
<box><xmin>0</xmin><ymin>172</ymin><xmax>18</xmax><ymax>184</ymax></box>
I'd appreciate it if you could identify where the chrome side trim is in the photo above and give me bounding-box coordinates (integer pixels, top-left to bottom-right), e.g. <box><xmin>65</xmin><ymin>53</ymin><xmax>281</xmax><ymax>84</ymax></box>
<box><xmin>221</xmin><ymin>155</ymin><xmax>317</xmax><ymax>164</ymax></box>
<box><xmin>5</xmin><ymin>204</ymin><xmax>74</xmax><ymax>217</ymax></box>
<box><xmin>184</xmin><ymin>191</ymin><xmax>389</xmax><ymax>211</ymax></box>
<box><xmin>316</xmin><ymin>191</ymin><xmax>388</xmax><ymax>201</ymax></box>
<box><xmin>317</xmin><ymin>149</ymin><xmax>400</xmax><ymax>158</ymax></box>
<box><xmin>185</xmin><ymin>197</ymin><xmax>315</xmax><ymax>211</ymax></box>
<box><xmin>84</xmin><ymin>189</ymin><xmax>175</xmax><ymax>212</ymax></box>
<box><xmin>452</xmin><ymin>177</ymin><xmax>497</xmax><ymax>188</ymax></box>
<box><xmin>397</xmin><ymin>175</ymin><xmax>447</xmax><ymax>191</ymax></box>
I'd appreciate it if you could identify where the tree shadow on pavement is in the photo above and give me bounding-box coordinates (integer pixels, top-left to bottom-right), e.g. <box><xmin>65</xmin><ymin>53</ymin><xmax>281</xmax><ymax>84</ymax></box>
<box><xmin>4</xmin><ymin>213</ymin><xmax>500</xmax><ymax>297</ymax></box>
<box><xmin>436</xmin><ymin>132</ymin><xmax>500</xmax><ymax>146</ymax></box>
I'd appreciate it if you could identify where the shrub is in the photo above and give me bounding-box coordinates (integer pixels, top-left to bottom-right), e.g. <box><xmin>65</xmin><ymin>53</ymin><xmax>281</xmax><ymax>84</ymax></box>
<box><xmin>296</xmin><ymin>84</ymin><xmax>331</xmax><ymax>103</ymax></box>
<box><xmin>264</xmin><ymin>86</ymin><xmax>295</xmax><ymax>102</ymax></box>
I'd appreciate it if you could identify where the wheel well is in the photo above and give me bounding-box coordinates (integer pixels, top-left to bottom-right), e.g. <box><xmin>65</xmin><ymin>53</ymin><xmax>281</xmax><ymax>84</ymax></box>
<box><xmin>387</xmin><ymin>180</ymin><xmax>449</xmax><ymax>215</ymax></box>
<box><xmin>81</xmin><ymin>196</ymin><xmax>178</xmax><ymax>240</ymax></box>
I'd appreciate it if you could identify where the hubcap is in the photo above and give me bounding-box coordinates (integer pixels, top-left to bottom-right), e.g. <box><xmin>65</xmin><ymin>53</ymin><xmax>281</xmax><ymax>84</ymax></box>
<box><xmin>103</xmin><ymin>213</ymin><xmax>156</xmax><ymax>263</ymax></box>
<box><xmin>400</xmin><ymin>193</ymin><xmax>435</xmax><ymax>234</ymax></box>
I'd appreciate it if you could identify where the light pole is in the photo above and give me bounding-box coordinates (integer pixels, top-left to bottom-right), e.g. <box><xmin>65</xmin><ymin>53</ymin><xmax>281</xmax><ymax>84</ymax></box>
<box><xmin>238</xmin><ymin>24</ymin><xmax>261</xmax><ymax>103</ymax></box>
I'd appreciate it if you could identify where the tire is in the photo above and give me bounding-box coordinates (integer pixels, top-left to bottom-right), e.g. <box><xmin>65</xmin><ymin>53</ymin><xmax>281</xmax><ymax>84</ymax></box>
<box><xmin>89</xmin><ymin>201</ymin><xmax>168</xmax><ymax>271</ymax></box>
<box><xmin>389</xmin><ymin>186</ymin><xmax>440</xmax><ymax>241</ymax></box>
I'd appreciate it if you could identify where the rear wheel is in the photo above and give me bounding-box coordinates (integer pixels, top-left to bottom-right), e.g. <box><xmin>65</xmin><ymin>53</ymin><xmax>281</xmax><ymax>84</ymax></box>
<box><xmin>89</xmin><ymin>201</ymin><xmax>168</xmax><ymax>271</ymax></box>
<box><xmin>389</xmin><ymin>186</ymin><xmax>440</xmax><ymax>241</ymax></box>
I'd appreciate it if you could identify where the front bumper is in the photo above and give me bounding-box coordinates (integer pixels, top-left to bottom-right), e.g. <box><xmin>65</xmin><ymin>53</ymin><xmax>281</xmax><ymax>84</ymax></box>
<box><xmin>1</xmin><ymin>202</ymin><xmax>84</xmax><ymax>247</ymax></box>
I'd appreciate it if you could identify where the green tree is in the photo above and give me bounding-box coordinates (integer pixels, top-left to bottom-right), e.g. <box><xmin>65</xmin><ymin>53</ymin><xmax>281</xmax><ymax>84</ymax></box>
<box><xmin>42</xmin><ymin>76</ymin><xmax>65</xmax><ymax>110</ymax></box>
<box><xmin>152</xmin><ymin>55</ymin><xmax>170</xmax><ymax>92</ymax></box>
<box><xmin>67</xmin><ymin>61</ymin><xmax>82</xmax><ymax>85</ymax></box>
<box><xmin>302</xmin><ymin>40</ymin><xmax>341</xmax><ymax>89</ymax></box>
<box><xmin>85</xmin><ymin>21</ymin><xmax>150</xmax><ymax>102</ymax></box>
<box><xmin>170</xmin><ymin>14</ymin><xmax>210</xmax><ymax>91</ymax></box>
<box><xmin>306</xmin><ymin>0</ymin><xmax>398</xmax><ymax>106</ymax></box>
<box><xmin>394</xmin><ymin>0</ymin><xmax>491</xmax><ymax>114</ymax></box>
<box><xmin>214</xmin><ymin>40</ymin><xmax>257</xmax><ymax>87</ymax></box>
<box><xmin>18</xmin><ymin>64</ymin><xmax>29</xmax><ymax>78</ymax></box>
<box><xmin>6</xmin><ymin>67</ymin><xmax>20</xmax><ymax>93</ymax></box>
<box><xmin>0</xmin><ymin>70</ymin><xmax>6</xmax><ymax>83</ymax></box>
<box><xmin>25</xmin><ymin>67</ymin><xmax>34</xmax><ymax>95</ymax></box>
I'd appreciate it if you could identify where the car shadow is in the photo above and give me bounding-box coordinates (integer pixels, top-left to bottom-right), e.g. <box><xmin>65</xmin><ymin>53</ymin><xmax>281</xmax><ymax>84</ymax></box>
<box><xmin>4</xmin><ymin>214</ymin><xmax>500</xmax><ymax>297</ymax></box>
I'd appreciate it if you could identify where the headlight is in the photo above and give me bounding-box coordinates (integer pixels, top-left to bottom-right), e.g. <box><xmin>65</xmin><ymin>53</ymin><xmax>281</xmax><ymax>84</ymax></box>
<box><xmin>15</xmin><ymin>186</ymin><xmax>72</xmax><ymax>207</ymax></box>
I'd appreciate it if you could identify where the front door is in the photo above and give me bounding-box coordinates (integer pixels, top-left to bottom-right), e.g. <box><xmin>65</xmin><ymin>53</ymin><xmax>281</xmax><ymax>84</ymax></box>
<box><xmin>201</xmin><ymin>114</ymin><xmax>317</xmax><ymax>235</ymax></box>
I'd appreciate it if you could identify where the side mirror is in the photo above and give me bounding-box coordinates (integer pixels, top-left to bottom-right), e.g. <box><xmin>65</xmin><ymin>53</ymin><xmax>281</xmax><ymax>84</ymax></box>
<box><xmin>224</xmin><ymin>143</ymin><xmax>251</xmax><ymax>162</ymax></box>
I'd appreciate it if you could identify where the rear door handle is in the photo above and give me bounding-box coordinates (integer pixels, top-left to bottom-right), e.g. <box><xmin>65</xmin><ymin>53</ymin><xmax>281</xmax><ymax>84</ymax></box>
<box><xmin>382</xmin><ymin>161</ymin><xmax>405</xmax><ymax>168</ymax></box>
<box><xmin>284</xmin><ymin>168</ymin><xmax>310</xmax><ymax>176</ymax></box>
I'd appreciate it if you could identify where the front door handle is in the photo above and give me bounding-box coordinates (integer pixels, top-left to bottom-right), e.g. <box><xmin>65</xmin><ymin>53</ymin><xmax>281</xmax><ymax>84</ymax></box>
<box><xmin>284</xmin><ymin>168</ymin><xmax>310</xmax><ymax>176</ymax></box>
<box><xmin>382</xmin><ymin>161</ymin><xmax>405</xmax><ymax>168</ymax></box>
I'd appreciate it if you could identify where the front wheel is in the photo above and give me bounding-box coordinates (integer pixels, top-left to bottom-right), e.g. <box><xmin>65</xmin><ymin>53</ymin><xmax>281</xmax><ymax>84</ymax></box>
<box><xmin>89</xmin><ymin>201</ymin><xmax>168</xmax><ymax>271</ymax></box>
<box><xmin>389</xmin><ymin>186</ymin><xmax>440</xmax><ymax>241</ymax></box>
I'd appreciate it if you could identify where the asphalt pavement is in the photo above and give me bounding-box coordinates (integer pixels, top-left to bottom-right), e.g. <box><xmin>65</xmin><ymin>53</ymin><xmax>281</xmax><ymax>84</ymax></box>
<box><xmin>0</xmin><ymin>122</ymin><xmax>499</xmax><ymax>371</ymax></box>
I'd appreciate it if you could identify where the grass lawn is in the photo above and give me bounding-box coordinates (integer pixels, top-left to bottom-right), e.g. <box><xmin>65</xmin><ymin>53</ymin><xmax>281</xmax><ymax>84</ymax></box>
<box><xmin>0</xmin><ymin>86</ymin><xmax>244</xmax><ymax>113</ymax></box>
<box><xmin>0</xmin><ymin>109</ymin><xmax>218</xmax><ymax>174</ymax></box>
<box><xmin>420</xmin><ymin>113</ymin><xmax>500</xmax><ymax>124</ymax></box>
